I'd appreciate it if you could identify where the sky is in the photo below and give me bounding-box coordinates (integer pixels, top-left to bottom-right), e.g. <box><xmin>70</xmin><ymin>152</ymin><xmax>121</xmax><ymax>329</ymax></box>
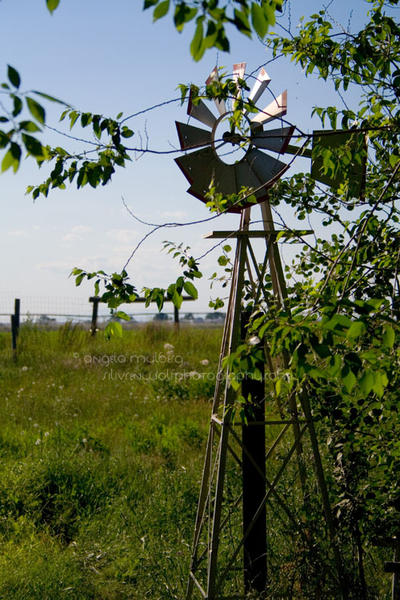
<box><xmin>0</xmin><ymin>0</ymin><xmax>372</xmax><ymax>318</ymax></box>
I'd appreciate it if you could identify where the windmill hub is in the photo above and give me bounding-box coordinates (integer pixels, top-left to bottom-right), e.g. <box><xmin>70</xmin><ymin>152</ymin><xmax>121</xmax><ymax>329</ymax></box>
<box><xmin>222</xmin><ymin>131</ymin><xmax>246</xmax><ymax>145</ymax></box>
<box><xmin>212</xmin><ymin>112</ymin><xmax>251</xmax><ymax>165</ymax></box>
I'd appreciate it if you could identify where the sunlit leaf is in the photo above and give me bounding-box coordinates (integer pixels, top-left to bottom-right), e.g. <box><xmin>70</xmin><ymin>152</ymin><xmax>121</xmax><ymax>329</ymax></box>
<box><xmin>26</xmin><ymin>97</ymin><xmax>46</xmax><ymax>124</ymax></box>
<box><xmin>46</xmin><ymin>0</ymin><xmax>60</xmax><ymax>14</ymax></box>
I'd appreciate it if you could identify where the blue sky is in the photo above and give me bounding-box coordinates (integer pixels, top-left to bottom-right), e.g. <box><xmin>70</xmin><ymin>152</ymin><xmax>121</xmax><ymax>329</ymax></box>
<box><xmin>0</xmin><ymin>0</ymin><xmax>371</xmax><ymax>316</ymax></box>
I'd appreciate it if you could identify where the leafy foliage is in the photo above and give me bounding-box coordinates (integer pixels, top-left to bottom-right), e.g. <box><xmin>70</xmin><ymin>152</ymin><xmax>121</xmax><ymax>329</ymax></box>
<box><xmin>0</xmin><ymin>66</ymin><xmax>136</xmax><ymax>197</ymax></box>
<box><xmin>2</xmin><ymin>0</ymin><xmax>400</xmax><ymax>595</ymax></box>
<box><xmin>213</xmin><ymin>1</ymin><xmax>400</xmax><ymax>592</ymax></box>
<box><xmin>71</xmin><ymin>242</ymin><xmax>202</xmax><ymax>335</ymax></box>
<box><xmin>145</xmin><ymin>0</ymin><xmax>283</xmax><ymax>60</ymax></box>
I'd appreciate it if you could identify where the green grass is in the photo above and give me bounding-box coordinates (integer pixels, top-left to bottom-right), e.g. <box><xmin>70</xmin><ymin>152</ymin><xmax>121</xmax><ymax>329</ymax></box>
<box><xmin>0</xmin><ymin>322</ymin><xmax>392</xmax><ymax>598</ymax></box>
<box><xmin>0</xmin><ymin>323</ymin><xmax>220</xmax><ymax>599</ymax></box>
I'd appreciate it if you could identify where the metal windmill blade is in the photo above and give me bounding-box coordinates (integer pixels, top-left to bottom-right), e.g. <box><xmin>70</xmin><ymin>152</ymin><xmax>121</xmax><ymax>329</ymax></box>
<box><xmin>233</xmin><ymin>61</ymin><xmax>246</xmax><ymax>99</ymax></box>
<box><xmin>248</xmin><ymin>67</ymin><xmax>271</xmax><ymax>106</ymax></box>
<box><xmin>175</xmin><ymin>63</ymin><xmax>294</xmax><ymax>213</ymax></box>
<box><xmin>251</xmin><ymin>90</ymin><xmax>287</xmax><ymax>126</ymax></box>
<box><xmin>206</xmin><ymin>67</ymin><xmax>226</xmax><ymax>116</ymax></box>
<box><xmin>187</xmin><ymin>89</ymin><xmax>217</xmax><ymax>129</ymax></box>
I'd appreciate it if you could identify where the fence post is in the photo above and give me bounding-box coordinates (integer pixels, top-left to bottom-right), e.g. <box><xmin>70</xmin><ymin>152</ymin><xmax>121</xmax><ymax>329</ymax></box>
<box><xmin>174</xmin><ymin>305</ymin><xmax>180</xmax><ymax>330</ymax></box>
<box><xmin>11</xmin><ymin>298</ymin><xmax>20</xmax><ymax>358</ymax></box>
<box><xmin>89</xmin><ymin>296</ymin><xmax>100</xmax><ymax>336</ymax></box>
<box><xmin>14</xmin><ymin>298</ymin><xmax>20</xmax><ymax>335</ymax></box>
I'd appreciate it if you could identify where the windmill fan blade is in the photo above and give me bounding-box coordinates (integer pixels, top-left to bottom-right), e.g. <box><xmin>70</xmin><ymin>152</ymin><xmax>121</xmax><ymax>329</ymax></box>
<box><xmin>206</xmin><ymin>67</ymin><xmax>226</xmax><ymax>116</ymax></box>
<box><xmin>248</xmin><ymin>68</ymin><xmax>271</xmax><ymax>106</ymax></box>
<box><xmin>234</xmin><ymin>161</ymin><xmax>270</xmax><ymax>204</ymax></box>
<box><xmin>175</xmin><ymin>121</ymin><xmax>212</xmax><ymax>151</ymax></box>
<box><xmin>244</xmin><ymin>148</ymin><xmax>288</xmax><ymax>186</ymax></box>
<box><xmin>186</xmin><ymin>186</ymin><xmax>209</xmax><ymax>206</ymax></box>
<box><xmin>233</xmin><ymin>62</ymin><xmax>246</xmax><ymax>98</ymax></box>
<box><xmin>251</xmin><ymin>90</ymin><xmax>287</xmax><ymax>126</ymax></box>
<box><xmin>188</xmin><ymin>91</ymin><xmax>217</xmax><ymax>129</ymax></box>
<box><xmin>252</xmin><ymin>125</ymin><xmax>295</xmax><ymax>153</ymax></box>
<box><xmin>175</xmin><ymin>147</ymin><xmax>238</xmax><ymax>201</ymax></box>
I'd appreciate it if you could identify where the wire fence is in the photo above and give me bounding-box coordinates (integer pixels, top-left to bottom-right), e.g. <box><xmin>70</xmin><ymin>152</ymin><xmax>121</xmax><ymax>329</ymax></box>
<box><xmin>0</xmin><ymin>293</ymin><xmax>225</xmax><ymax>329</ymax></box>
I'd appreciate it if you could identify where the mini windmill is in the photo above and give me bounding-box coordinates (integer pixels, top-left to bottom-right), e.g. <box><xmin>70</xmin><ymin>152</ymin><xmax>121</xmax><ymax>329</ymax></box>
<box><xmin>175</xmin><ymin>63</ymin><xmax>362</xmax><ymax>600</ymax></box>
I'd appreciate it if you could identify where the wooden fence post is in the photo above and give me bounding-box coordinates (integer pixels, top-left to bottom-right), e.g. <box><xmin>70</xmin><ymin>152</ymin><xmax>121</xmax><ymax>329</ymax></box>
<box><xmin>11</xmin><ymin>298</ymin><xmax>20</xmax><ymax>358</ymax></box>
<box><xmin>174</xmin><ymin>305</ymin><xmax>180</xmax><ymax>330</ymax></box>
<box><xmin>89</xmin><ymin>296</ymin><xmax>100</xmax><ymax>336</ymax></box>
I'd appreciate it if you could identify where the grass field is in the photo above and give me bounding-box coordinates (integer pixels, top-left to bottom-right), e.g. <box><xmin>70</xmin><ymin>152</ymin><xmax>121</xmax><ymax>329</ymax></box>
<box><xmin>0</xmin><ymin>322</ymin><xmax>221</xmax><ymax>599</ymax></box>
<box><xmin>0</xmin><ymin>322</ymin><xmax>393</xmax><ymax>599</ymax></box>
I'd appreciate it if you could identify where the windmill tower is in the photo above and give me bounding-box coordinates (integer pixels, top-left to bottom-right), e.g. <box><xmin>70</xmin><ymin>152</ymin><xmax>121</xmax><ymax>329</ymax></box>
<box><xmin>175</xmin><ymin>64</ymin><xmax>363</xmax><ymax>599</ymax></box>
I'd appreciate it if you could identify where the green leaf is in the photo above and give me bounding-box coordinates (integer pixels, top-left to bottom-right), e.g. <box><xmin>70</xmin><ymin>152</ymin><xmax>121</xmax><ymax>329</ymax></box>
<box><xmin>234</xmin><ymin>8</ymin><xmax>252</xmax><ymax>37</ymax></box>
<box><xmin>153</xmin><ymin>0</ymin><xmax>170</xmax><ymax>21</ymax></box>
<box><xmin>251</xmin><ymin>3</ymin><xmax>268</xmax><ymax>38</ymax></box>
<box><xmin>80</xmin><ymin>112</ymin><xmax>92</xmax><ymax>128</ymax></box>
<box><xmin>115</xmin><ymin>311</ymin><xmax>130</xmax><ymax>321</ymax></box>
<box><xmin>342</xmin><ymin>366</ymin><xmax>356</xmax><ymax>393</ymax></box>
<box><xmin>1</xmin><ymin>143</ymin><xmax>21</xmax><ymax>173</ymax></box>
<box><xmin>46</xmin><ymin>0</ymin><xmax>60</xmax><ymax>14</ymax></box>
<box><xmin>1</xmin><ymin>149</ymin><xmax>15</xmax><ymax>173</ymax></box>
<box><xmin>183</xmin><ymin>280</ymin><xmax>198</xmax><ymax>299</ymax></box>
<box><xmin>172</xmin><ymin>289</ymin><xmax>183</xmax><ymax>309</ymax></box>
<box><xmin>69</xmin><ymin>110</ymin><xmax>79</xmax><ymax>129</ymax></box>
<box><xmin>347</xmin><ymin>320</ymin><xmax>366</xmax><ymax>339</ymax></box>
<box><xmin>104</xmin><ymin>321</ymin><xmax>123</xmax><ymax>339</ymax></box>
<box><xmin>190</xmin><ymin>18</ymin><xmax>205</xmax><ymax>61</ymax></box>
<box><xmin>26</xmin><ymin>97</ymin><xmax>46</xmax><ymax>124</ymax></box>
<box><xmin>372</xmin><ymin>371</ymin><xmax>388</xmax><ymax>398</ymax></box>
<box><xmin>0</xmin><ymin>131</ymin><xmax>8</xmax><ymax>149</ymax></box>
<box><xmin>143</xmin><ymin>0</ymin><xmax>158</xmax><ymax>8</ymax></box>
<box><xmin>229</xmin><ymin>374</ymin><xmax>241</xmax><ymax>391</ymax></box>
<box><xmin>382</xmin><ymin>324</ymin><xmax>395</xmax><ymax>349</ymax></box>
<box><xmin>7</xmin><ymin>65</ymin><xmax>20</xmax><ymax>89</ymax></box>
<box><xmin>19</xmin><ymin>120</ymin><xmax>41</xmax><ymax>133</ymax></box>
<box><xmin>325</xmin><ymin>314</ymin><xmax>352</xmax><ymax>331</ymax></box>
<box><xmin>75</xmin><ymin>273</ymin><xmax>85</xmax><ymax>286</ymax></box>
<box><xmin>22</xmin><ymin>134</ymin><xmax>44</xmax><ymax>157</ymax></box>
<box><xmin>174</xmin><ymin>3</ymin><xmax>197</xmax><ymax>32</ymax></box>
<box><xmin>12</xmin><ymin>96</ymin><xmax>23</xmax><ymax>117</ymax></box>
<box><xmin>121</xmin><ymin>126</ymin><xmax>134</xmax><ymax>138</ymax></box>
<box><xmin>263</xmin><ymin>0</ymin><xmax>277</xmax><ymax>26</ymax></box>
<box><xmin>33</xmin><ymin>90</ymin><xmax>69</xmax><ymax>106</ymax></box>
<box><xmin>313</xmin><ymin>343</ymin><xmax>331</xmax><ymax>359</ymax></box>
<box><xmin>359</xmin><ymin>371</ymin><xmax>374</xmax><ymax>395</ymax></box>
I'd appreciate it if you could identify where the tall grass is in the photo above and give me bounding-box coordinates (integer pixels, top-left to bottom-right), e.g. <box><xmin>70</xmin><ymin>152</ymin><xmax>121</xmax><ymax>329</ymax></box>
<box><xmin>0</xmin><ymin>323</ymin><xmax>220</xmax><ymax>599</ymax></box>
<box><xmin>0</xmin><ymin>323</ymin><xmax>391</xmax><ymax>598</ymax></box>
